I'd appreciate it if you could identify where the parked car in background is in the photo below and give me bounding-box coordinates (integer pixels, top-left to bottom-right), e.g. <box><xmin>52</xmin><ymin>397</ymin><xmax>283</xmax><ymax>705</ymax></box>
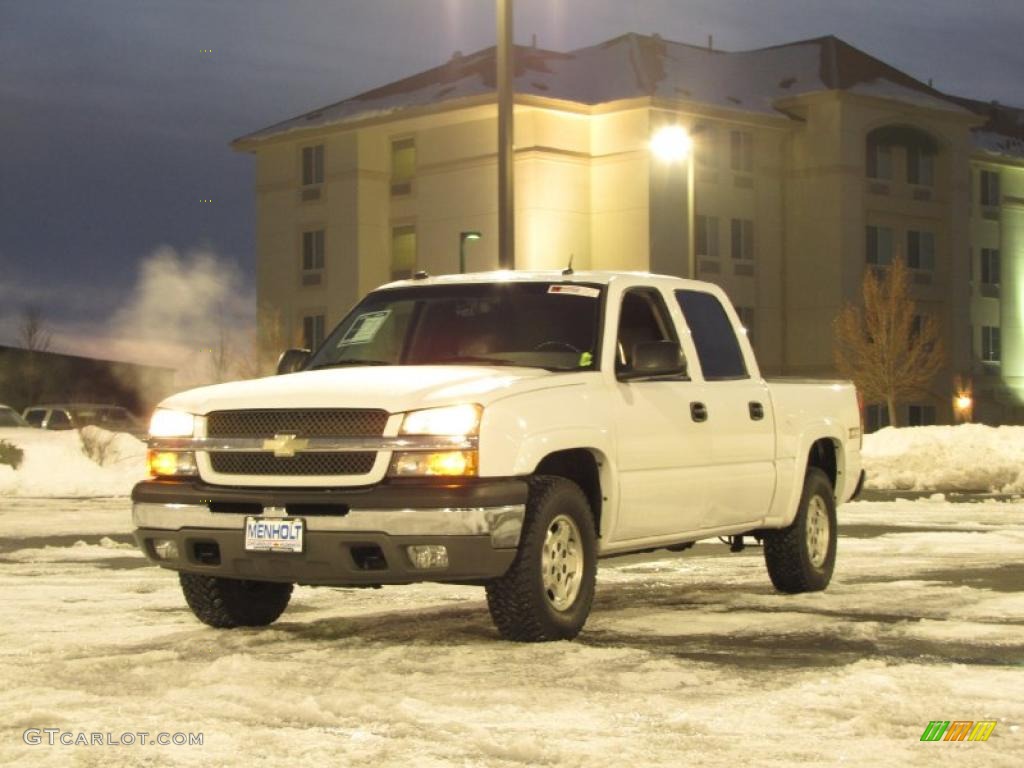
<box><xmin>22</xmin><ymin>403</ymin><xmax>146</xmax><ymax>436</ymax></box>
<box><xmin>0</xmin><ymin>404</ymin><xmax>31</xmax><ymax>428</ymax></box>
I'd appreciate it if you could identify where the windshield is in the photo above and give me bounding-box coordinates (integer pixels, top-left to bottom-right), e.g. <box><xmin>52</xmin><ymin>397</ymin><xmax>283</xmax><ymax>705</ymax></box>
<box><xmin>0</xmin><ymin>408</ymin><xmax>28</xmax><ymax>427</ymax></box>
<box><xmin>308</xmin><ymin>281</ymin><xmax>604</xmax><ymax>372</ymax></box>
<box><xmin>69</xmin><ymin>407</ymin><xmax>137</xmax><ymax>428</ymax></box>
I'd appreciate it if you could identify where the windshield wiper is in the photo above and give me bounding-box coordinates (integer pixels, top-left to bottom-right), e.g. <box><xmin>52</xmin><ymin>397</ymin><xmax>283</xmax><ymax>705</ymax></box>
<box><xmin>432</xmin><ymin>356</ymin><xmax>529</xmax><ymax>367</ymax></box>
<box><xmin>309</xmin><ymin>360</ymin><xmax>392</xmax><ymax>370</ymax></box>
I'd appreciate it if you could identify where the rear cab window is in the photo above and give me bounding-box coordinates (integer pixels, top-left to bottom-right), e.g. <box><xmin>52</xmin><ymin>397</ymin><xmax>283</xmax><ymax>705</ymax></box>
<box><xmin>674</xmin><ymin>289</ymin><xmax>748</xmax><ymax>381</ymax></box>
<box><xmin>24</xmin><ymin>410</ymin><xmax>45</xmax><ymax>427</ymax></box>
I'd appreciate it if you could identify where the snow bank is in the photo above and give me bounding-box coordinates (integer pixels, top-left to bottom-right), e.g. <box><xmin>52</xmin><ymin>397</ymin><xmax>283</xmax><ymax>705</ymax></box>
<box><xmin>863</xmin><ymin>424</ymin><xmax>1024</xmax><ymax>493</ymax></box>
<box><xmin>0</xmin><ymin>427</ymin><xmax>147</xmax><ymax>497</ymax></box>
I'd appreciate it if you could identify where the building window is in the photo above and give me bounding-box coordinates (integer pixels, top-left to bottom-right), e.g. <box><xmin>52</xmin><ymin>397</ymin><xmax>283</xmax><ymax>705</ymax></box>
<box><xmin>695</xmin><ymin>215</ymin><xmax>720</xmax><ymax>258</ymax></box>
<box><xmin>866</xmin><ymin>142</ymin><xmax>892</xmax><ymax>180</ymax></box>
<box><xmin>907</xmin><ymin>404</ymin><xmax>936</xmax><ymax>427</ymax></box>
<box><xmin>906</xmin><ymin>147</ymin><xmax>934</xmax><ymax>186</ymax></box>
<box><xmin>391</xmin><ymin>224</ymin><xmax>417</xmax><ymax>280</ymax></box>
<box><xmin>980</xmin><ymin>170</ymin><xmax>1000</xmax><ymax>207</ymax></box>
<box><xmin>735</xmin><ymin>306</ymin><xmax>755</xmax><ymax>346</ymax></box>
<box><xmin>981</xmin><ymin>326</ymin><xmax>1001</xmax><ymax>363</ymax></box>
<box><xmin>730</xmin><ymin>218</ymin><xmax>753</xmax><ymax>260</ymax></box>
<box><xmin>865</xmin><ymin>225</ymin><xmax>894</xmax><ymax>266</ymax></box>
<box><xmin>391</xmin><ymin>138</ymin><xmax>416</xmax><ymax>196</ymax></box>
<box><xmin>302</xmin><ymin>145</ymin><xmax>324</xmax><ymax>186</ymax></box>
<box><xmin>906</xmin><ymin>230</ymin><xmax>935</xmax><ymax>271</ymax></box>
<box><xmin>696</xmin><ymin>126</ymin><xmax>719</xmax><ymax>169</ymax></box>
<box><xmin>302</xmin><ymin>230</ymin><xmax>324</xmax><ymax>272</ymax></box>
<box><xmin>729</xmin><ymin>130</ymin><xmax>753</xmax><ymax>173</ymax></box>
<box><xmin>302</xmin><ymin>314</ymin><xmax>325</xmax><ymax>351</ymax></box>
<box><xmin>865</xmin><ymin>404</ymin><xmax>890</xmax><ymax>433</ymax></box>
<box><xmin>980</xmin><ymin>248</ymin><xmax>1000</xmax><ymax>285</ymax></box>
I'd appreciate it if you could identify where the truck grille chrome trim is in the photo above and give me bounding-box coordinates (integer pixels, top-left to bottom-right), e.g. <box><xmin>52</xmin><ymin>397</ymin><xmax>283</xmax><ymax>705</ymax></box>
<box><xmin>132</xmin><ymin>502</ymin><xmax>525</xmax><ymax>548</ymax></box>
<box><xmin>148</xmin><ymin>435</ymin><xmax>478</xmax><ymax>453</ymax></box>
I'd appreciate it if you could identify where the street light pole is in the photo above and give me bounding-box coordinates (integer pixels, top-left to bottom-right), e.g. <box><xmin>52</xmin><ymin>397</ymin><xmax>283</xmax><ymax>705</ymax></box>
<box><xmin>459</xmin><ymin>231</ymin><xmax>482</xmax><ymax>273</ymax></box>
<box><xmin>497</xmin><ymin>0</ymin><xmax>515</xmax><ymax>270</ymax></box>
<box><xmin>650</xmin><ymin>125</ymin><xmax>696</xmax><ymax>278</ymax></box>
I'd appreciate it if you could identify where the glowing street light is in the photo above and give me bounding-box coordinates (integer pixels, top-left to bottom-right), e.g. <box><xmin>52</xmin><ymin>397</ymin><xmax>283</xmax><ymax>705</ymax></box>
<box><xmin>459</xmin><ymin>230</ymin><xmax>482</xmax><ymax>273</ymax></box>
<box><xmin>650</xmin><ymin>125</ymin><xmax>693</xmax><ymax>163</ymax></box>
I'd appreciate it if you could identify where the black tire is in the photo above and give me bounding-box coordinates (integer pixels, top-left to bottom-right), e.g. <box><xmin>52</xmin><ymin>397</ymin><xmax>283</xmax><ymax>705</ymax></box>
<box><xmin>485</xmin><ymin>476</ymin><xmax>598</xmax><ymax>642</ymax></box>
<box><xmin>179</xmin><ymin>572</ymin><xmax>293</xmax><ymax>628</ymax></box>
<box><xmin>763</xmin><ymin>467</ymin><xmax>837</xmax><ymax>593</ymax></box>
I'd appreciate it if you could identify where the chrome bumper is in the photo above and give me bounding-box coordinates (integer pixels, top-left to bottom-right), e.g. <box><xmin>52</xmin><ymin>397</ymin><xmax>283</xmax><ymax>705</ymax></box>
<box><xmin>132</xmin><ymin>502</ymin><xmax>525</xmax><ymax>549</ymax></box>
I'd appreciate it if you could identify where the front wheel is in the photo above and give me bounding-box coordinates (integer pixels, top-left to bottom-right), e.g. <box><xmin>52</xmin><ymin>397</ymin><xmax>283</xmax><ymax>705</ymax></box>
<box><xmin>762</xmin><ymin>467</ymin><xmax>837</xmax><ymax>593</ymax></box>
<box><xmin>179</xmin><ymin>573</ymin><xmax>293</xmax><ymax>628</ymax></box>
<box><xmin>485</xmin><ymin>476</ymin><xmax>597</xmax><ymax>642</ymax></box>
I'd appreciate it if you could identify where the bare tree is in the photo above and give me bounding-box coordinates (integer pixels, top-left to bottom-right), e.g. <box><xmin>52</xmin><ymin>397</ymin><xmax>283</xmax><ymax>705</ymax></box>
<box><xmin>833</xmin><ymin>257</ymin><xmax>945</xmax><ymax>427</ymax></box>
<box><xmin>18</xmin><ymin>306</ymin><xmax>52</xmax><ymax>352</ymax></box>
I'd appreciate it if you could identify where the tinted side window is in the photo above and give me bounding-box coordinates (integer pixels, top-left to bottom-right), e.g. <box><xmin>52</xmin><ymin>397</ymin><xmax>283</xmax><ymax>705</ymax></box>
<box><xmin>47</xmin><ymin>410</ymin><xmax>72</xmax><ymax>429</ymax></box>
<box><xmin>24</xmin><ymin>410</ymin><xmax>45</xmax><ymax>427</ymax></box>
<box><xmin>675</xmin><ymin>290</ymin><xmax>748</xmax><ymax>380</ymax></box>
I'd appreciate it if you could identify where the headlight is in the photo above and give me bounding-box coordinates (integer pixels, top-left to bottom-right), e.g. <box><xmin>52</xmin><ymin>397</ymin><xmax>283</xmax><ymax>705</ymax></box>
<box><xmin>149</xmin><ymin>408</ymin><xmax>196</xmax><ymax>438</ymax></box>
<box><xmin>400</xmin><ymin>404</ymin><xmax>481</xmax><ymax>436</ymax></box>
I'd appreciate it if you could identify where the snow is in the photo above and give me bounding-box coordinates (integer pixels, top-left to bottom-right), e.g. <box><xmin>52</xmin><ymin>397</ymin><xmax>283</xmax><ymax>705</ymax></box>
<box><xmin>0</xmin><ymin>427</ymin><xmax>146</xmax><ymax>497</ymax></box>
<box><xmin>0</xmin><ymin>496</ymin><xmax>1020</xmax><ymax>766</ymax></box>
<box><xmin>863</xmin><ymin>424</ymin><xmax>1024</xmax><ymax>493</ymax></box>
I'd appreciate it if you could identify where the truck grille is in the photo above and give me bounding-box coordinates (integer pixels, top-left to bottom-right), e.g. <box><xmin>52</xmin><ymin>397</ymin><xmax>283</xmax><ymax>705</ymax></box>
<box><xmin>209</xmin><ymin>452</ymin><xmax>376</xmax><ymax>476</ymax></box>
<box><xmin>207</xmin><ymin>409</ymin><xmax>388</xmax><ymax>438</ymax></box>
<box><xmin>205</xmin><ymin>409</ymin><xmax>388</xmax><ymax>478</ymax></box>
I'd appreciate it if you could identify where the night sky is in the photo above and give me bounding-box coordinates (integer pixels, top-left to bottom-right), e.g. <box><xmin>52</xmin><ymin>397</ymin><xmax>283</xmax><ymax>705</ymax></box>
<box><xmin>2</xmin><ymin>0</ymin><xmax>1022</xmax><ymax>363</ymax></box>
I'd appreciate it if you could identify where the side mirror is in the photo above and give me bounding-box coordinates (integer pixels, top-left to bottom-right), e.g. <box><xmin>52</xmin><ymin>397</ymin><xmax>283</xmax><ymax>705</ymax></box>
<box><xmin>619</xmin><ymin>340</ymin><xmax>687</xmax><ymax>381</ymax></box>
<box><xmin>276</xmin><ymin>348</ymin><xmax>312</xmax><ymax>375</ymax></box>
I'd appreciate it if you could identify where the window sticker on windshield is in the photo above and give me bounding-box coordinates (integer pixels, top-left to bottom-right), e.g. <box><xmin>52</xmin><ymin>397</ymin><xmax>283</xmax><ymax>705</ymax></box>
<box><xmin>337</xmin><ymin>310</ymin><xmax>391</xmax><ymax>347</ymax></box>
<box><xmin>548</xmin><ymin>285</ymin><xmax>600</xmax><ymax>298</ymax></box>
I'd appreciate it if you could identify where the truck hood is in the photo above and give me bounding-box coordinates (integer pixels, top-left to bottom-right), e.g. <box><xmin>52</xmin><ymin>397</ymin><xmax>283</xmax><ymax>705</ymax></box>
<box><xmin>159</xmin><ymin>365</ymin><xmax>588</xmax><ymax>416</ymax></box>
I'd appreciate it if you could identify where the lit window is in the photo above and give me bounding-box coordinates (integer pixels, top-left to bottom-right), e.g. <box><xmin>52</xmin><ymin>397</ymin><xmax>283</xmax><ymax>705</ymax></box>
<box><xmin>867</xmin><ymin>142</ymin><xmax>892</xmax><ymax>180</ymax></box>
<box><xmin>980</xmin><ymin>248</ymin><xmax>1000</xmax><ymax>285</ymax></box>
<box><xmin>391</xmin><ymin>224</ymin><xmax>417</xmax><ymax>280</ymax></box>
<box><xmin>302</xmin><ymin>230</ymin><xmax>324</xmax><ymax>272</ymax></box>
<box><xmin>907</xmin><ymin>146</ymin><xmax>934</xmax><ymax>186</ymax></box>
<box><xmin>391</xmin><ymin>138</ymin><xmax>416</xmax><ymax>196</ymax></box>
<box><xmin>980</xmin><ymin>169</ymin><xmax>1000</xmax><ymax>206</ymax></box>
<box><xmin>695</xmin><ymin>215</ymin><xmax>720</xmax><ymax>258</ymax></box>
<box><xmin>302</xmin><ymin>145</ymin><xmax>324</xmax><ymax>186</ymax></box>
<box><xmin>906</xmin><ymin>230</ymin><xmax>935</xmax><ymax>270</ymax></box>
<box><xmin>866</xmin><ymin>225</ymin><xmax>894</xmax><ymax>266</ymax></box>
<box><xmin>729</xmin><ymin>130</ymin><xmax>753</xmax><ymax>173</ymax></box>
<box><xmin>730</xmin><ymin>218</ymin><xmax>754</xmax><ymax>260</ymax></box>
<box><xmin>302</xmin><ymin>314</ymin><xmax>325</xmax><ymax>350</ymax></box>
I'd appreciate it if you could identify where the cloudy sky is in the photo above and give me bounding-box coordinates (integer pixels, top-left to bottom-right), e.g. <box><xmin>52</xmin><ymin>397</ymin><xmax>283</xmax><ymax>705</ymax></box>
<box><xmin>1</xmin><ymin>0</ymin><xmax>1022</xmax><ymax>364</ymax></box>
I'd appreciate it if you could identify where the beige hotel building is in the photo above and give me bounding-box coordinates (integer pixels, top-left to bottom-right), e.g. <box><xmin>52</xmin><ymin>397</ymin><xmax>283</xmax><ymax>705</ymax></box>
<box><xmin>233</xmin><ymin>33</ymin><xmax>1024</xmax><ymax>427</ymax></box>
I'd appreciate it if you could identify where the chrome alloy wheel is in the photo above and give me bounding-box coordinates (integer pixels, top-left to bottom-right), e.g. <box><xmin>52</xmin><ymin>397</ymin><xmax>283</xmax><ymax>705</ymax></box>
<box><xmin>806</xmin><ymin>495</ymin><xmax>830</xmax><ymax>568</ymax></box>
<box><xmin>542</xmin><ymin>514</ymin><xmax>584</xmax><ymax>611</ymax></box>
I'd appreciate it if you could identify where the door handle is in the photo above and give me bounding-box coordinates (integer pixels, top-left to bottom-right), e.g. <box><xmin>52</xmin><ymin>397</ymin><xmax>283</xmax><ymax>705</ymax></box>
<box><xmin>690</xmin><ymin>402</ymin><xmax>708</xmax><ymax>422</ymax></box>
<box><xmin>749</xmin><ymin>401</ymin><xmax>765</xmax><ymax>421</ymax></box>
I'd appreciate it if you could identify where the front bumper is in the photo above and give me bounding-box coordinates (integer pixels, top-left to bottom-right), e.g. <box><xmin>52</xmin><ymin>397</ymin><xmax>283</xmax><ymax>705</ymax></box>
<box><xmin>132</xmin><ymin>478</ymin><xmax>527</xmax><ymax>586</ymax></box>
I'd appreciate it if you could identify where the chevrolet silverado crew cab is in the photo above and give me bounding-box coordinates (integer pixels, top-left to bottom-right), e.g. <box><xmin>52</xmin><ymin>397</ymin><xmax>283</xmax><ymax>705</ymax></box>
<box><xmin>134</xmin><ymin>271</ymin><xmax>864</xmax><ymax>642</ymax></box>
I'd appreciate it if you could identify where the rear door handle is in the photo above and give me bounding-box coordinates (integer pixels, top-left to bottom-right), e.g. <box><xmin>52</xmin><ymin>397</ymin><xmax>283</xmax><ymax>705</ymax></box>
<box><xmin>690</xmin><ymin>402</ymin><xmax>708</xmax><ymax>422</ymax></box>
<box><xmin>749</xmin><ymin>401</ymin><xmax>764</xmax><ymax>421</ymax></box>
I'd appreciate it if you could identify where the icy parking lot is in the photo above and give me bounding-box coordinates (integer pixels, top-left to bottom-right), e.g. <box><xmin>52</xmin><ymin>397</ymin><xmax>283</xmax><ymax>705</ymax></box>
<box><xmin>1</xmin><ymin>496</ymin><xmax>1021</xmax><ymax>767</ymax></box>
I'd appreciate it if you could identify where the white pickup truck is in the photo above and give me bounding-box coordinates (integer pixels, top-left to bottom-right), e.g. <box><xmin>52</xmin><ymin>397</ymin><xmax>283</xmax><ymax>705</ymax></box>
<box><xmin>134</xmin><ymin>271</ymin><xmax>864</xmax><ymax>642</ymax></box>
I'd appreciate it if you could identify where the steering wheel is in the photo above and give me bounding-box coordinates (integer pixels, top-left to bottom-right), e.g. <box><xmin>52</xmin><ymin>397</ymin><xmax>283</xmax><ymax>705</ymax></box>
<box><xmin>533</xmin><ymin>340</ymin><xmax>582</xmax><ymax>353</ymax></box>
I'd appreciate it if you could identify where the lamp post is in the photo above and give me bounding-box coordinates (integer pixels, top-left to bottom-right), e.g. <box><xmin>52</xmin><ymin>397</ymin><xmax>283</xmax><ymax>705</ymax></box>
<box><xmin>459</xmin><ymin>231</ymin><xmax>482</xmax><ymax>273</ymax></box>
<box><xmin>497</xmin><ymin>0</ymin><xmax>515</xmax><ymax>269</ymax></box>
<box><xmin>650</xmin><ymin>125</ymin><xmax>696</xmax><ymax>278</ymax></box>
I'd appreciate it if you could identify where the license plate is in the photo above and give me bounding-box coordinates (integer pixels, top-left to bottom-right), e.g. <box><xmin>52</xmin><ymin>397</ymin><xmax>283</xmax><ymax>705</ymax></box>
<box><xmin>244</xmin><ymin>517</ymin><xmax>305</xmax><ymax>553</ymax></box>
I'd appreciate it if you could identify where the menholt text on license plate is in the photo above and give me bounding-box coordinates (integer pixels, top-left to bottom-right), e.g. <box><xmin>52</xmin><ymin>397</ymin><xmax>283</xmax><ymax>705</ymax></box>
<box><xmin>244</xmin><ymin>517</ymin><xmax>305</xmax><ymax>553</ymax></box>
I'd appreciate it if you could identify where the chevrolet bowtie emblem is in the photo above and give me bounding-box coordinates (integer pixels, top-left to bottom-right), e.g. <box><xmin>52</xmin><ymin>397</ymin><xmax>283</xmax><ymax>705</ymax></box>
<box><xmin>262</xmin><ymin>434</ymin><xmax>309</xmax><ymax>458</ymax></box>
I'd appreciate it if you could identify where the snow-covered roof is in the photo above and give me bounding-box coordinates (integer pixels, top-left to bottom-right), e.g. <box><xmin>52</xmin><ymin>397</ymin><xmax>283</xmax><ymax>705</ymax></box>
<box><xmin>949</xmin><ymin>96</ymin><xmax>1024</xmax><ymax>160</ymax></box>
<box><xmin>234</xmin><ymin>34</ymin><xmax>978</xmax><ymax>145</ymax></box>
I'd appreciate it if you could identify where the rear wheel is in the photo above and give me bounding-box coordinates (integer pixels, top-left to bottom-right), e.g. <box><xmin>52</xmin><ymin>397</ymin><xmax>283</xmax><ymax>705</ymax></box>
<box><xmin>179</xmin><ymin>573</ymin><xmax>293</xmax><ymax>628</ymax></box>
<box><xmin>763</xmin><ymin>468</ymin><xmax>837</xmax><ymax>593</ymax></box>
<box><xmin>485</xmin><ymin>476</ymin><xmax>597</xmax><ymax>642</ymax></box>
